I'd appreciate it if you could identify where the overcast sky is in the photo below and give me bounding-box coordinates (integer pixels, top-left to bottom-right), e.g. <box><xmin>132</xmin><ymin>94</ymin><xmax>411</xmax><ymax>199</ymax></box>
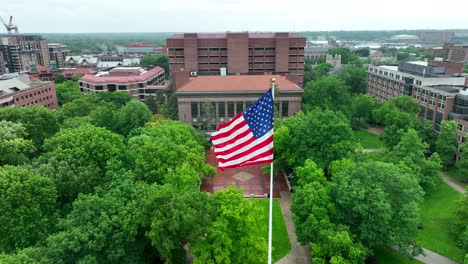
<box><xmin>2</xmin><ymin>0</ymin><xmax>468</xmax><ymax>33</ymax></box>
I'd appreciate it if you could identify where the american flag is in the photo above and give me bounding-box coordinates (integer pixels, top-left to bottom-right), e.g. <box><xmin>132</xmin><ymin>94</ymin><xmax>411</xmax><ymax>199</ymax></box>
<box><xmin>211</xmin><ymin>89</ymin><xmax>274</xmax><ymax>170</ymax></box>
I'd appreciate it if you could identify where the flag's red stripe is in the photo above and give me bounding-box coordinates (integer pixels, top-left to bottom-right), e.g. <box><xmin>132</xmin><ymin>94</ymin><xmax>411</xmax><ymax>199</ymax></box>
<box><xmin>216</xmin><ymin>136</ymin><xmax>273</xmax><ymax>163</ymax></box>
<box><xmin>213</xmin><ymin>127</ymin><xmax>251</xmax><ymax>150</ymax></box>
<box><xmin>216</xmin><ymin>112</ymin><xmax>243</xmax><ymax>130</ymax></box>
<box><xmin>219</xmin><ymin>159</ymin><xmax>273</xmax><ymax>170</ymax></box>
<box><xmin>214</xmin><ymin>135</ymin><xmax>256</xmax><ymax>156</ymax></box>
<box><xmin>211</xmin><ymin>119</ymin><xmax>247</xmax><ymax>141</ymax></box>
<box><xmin>218</xmin><ymin>149</ymin><xmax>274</xmax><ymax>170</ymax></box>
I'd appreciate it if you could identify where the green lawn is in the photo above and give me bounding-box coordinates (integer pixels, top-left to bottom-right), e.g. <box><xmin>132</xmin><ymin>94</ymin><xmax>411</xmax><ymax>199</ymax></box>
<box><xmin>257</xmin><ymin>199</ymin><xmax>291</xmax><ymax>262</ymax></box>
<box><xmin>373</xmin><ymin>246</ymin><xmax>422</xmax><ymax>264</ymax></box>
<box><xmin>444</xmin><ymin>168</ymin><xmax>468</xmax><ymax>188</ymax></box>
<box><xmin>366</xmin><ymin>151</ymin><xmax>386</xmax><ymax>161</ymax></box>
<box><xmin>416</xmin><ymin>181</ymin><xmax>464</xmax><ymax>262</ymax></box>
<box><xmin>353</xmin><ymin>130</ymin><xmax>385</xmax><ymax>149</ymax></box>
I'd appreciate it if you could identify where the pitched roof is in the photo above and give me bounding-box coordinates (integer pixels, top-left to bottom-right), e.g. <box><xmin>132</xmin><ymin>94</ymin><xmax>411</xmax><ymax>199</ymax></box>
<box><xmin>176</xmin><ymin>75</ymin><xmax>303</xmax><ymax>94</ymax></box>
<box><xmin>79</xmin><ymin>67</ymin><xmax>164</xmax><ymax>84</ymax></box>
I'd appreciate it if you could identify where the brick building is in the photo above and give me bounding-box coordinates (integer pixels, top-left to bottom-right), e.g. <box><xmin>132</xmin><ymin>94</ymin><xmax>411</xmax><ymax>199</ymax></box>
<box><xmin>366</xmin><ymin>61</ymin><xmax>468</xmax><ymax>136</ymax></box>
<box><xmin>79</xmin><ymin>67</ymin><xmax>167</xmax><ymax>100</ymax></box>
<box><xmin>175</xmin><ymin>75</ymin><xmax>303</xmax><ymax>130</ymax></box>
<box><xmin>425</xmin><ymin>43</ymin><xmax>468</xmax><ymax>64</ymax></box>
<box><xmin>166</xmin><ymin>32</ymin><xmax>306</xmax><ymax>88</ymax></box>
<box><xmin>0</xmin><ymin>76</ymin><xmax>58</xmax><ymax>109</ymax></box>
<box><xmin>419</xmin><ymin>32</ymin><xmax>454</xmax><ymax>43</ymax></box>
<box><xmin>48</xmin><ymin>43</ymin><xmax>69</xmax><ymax>68</ymax></box>
<box><xmin>0</xmin><ymin>34</ymin><xmax>50</xmax><ymax>73</ymax></box>
<box><xmin>116</xmin><ymin>43</ymin><xmax>166</xmax><ymax>56</ymax></box>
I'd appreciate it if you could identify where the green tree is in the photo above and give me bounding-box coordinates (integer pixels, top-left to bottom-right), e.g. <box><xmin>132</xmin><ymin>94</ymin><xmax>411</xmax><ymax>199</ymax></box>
<box><xmin>352</xmin><ymin>94</ymin><xmax>377</xmax><ymax>122</ymax></box>
<box><xmin>385</xmin><ymin>129</ymin><xmax>441</xmax><ymax>192</ymax></box>
<box><xmin>41</xmin><ymin>124</ymin><xmax>125</xmax><ymax>172</ymax></box>
<box><xmin>303</xmin><ymin>76</ymin><xmax>353</xmax><ymax>118</ymax></box>
<box><xmin>354</xmin><ymin>48</ymin><xmax>370</xmax><ymax>57</ymax></box>
<box><xmin>71</xmin><ymin>74</ymin><xmax>81</xmax><ymax>82</ymax></box>
<box><xmin>198</xmin><ymin>100</ymin><xmax>216</xmax><ymax>130</ymax></box>
<box><xmin>140</xmin><ymin>54</ymin><xmax>170</xmax><ymax>73</ymax></box>
<box><xmin>329</xmin><ymin>161</ymin><xmax>424</xmax><ymax>254</ymax></box>
<box><xmin>96</xmin><ymin>91</ymin><xmax>133</xmax><ymax>109</ymax></box>
<box><xmin>0</xmin><ymin>121</ymin><xmax>34</xmax><ymax>166</ymax></box>
<box><xmin>191</xmin><ymin>188</ymin><xmax>267</xmax><ymax>264</ymax></box>
<box><xmin>274</xmin><ymin>110</ymin><xmax>357</xmax><ymax>174</ymax></box>
<box><xmin>328</xmin><ymin>48</ymin><xmax>352</xmax><ymax>64</ymax></box>
<box><xmin>0</xmin><ymin>105</ymin><xmax>60</xmax><ymax>148</ymax></box>
<box><xmin>116</xmin><ymin>100</ymin><xmax>152</xmax><ymax>136</ymax></box>
<box><xmin>89</xmin><ymin>104</ymin><xmax>117</xmax><ymax>132</ymax></box>
<box><xmin>397</xmin><ymin>52</ymin><xmax>410</xmax><ymax>61</ymax></box>
<box><xmin>380</xmin><ymin>110</ymin><xmax>418</xmax><ymax>148</ymax></box>
<box><xmin>456</xmin><ymin>144</ymin><xmax>468</xmax><ymax>183</ymax></box>
<box><xmin>55</xmin><ymin>80</ymin><xmax>82</xmax><ymax>105</ymax></box>
<box><xmin>0</xmin><ymin>166</ymin><xmax>58</xmax><ymax>253</ymax></box>
<box><xmin>127</xmin><ymin>121</ymin><xmax>213</xmax><ymax>184</ymax></box>
<box><xmin>60</xmin><ymin>97</ymin><xmax>95</xmax><ymax>118</ymax></box>
<box><xmin>311</xmin><ymin>228</ymin><xmax>366</xmax><ymax>264</ymax></box>
<box><xmin>435</xmin><ymin>120</ymin><xmax>459</xmax><ymax>167</ymax></box>
<box><xmin>373</xmin><ymin>96</ymin><xmax>420</xmax><ymax>125</ymax></box>
<box><xmin>416</xmin><ymin>119</ymin><xmax>438</xmax><ymax>153</ymax></box>
<box><xmin>54</xmin><ymin>74</ymin><xmax>66</xmax><ymax>84</ymax></box>
<box><xmin>339</xmin><ymin>66</ymin><xmax>367</xmax><ymax>94</ymax></box>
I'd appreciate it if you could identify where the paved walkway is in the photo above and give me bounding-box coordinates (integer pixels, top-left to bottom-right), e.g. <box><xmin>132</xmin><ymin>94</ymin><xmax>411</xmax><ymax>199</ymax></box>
<box><xmin>275</xmin><ymin>191</ymin><xmax>310</xmax><ymax>264</ymax></box>
<box><xmin>392</xmin><ymin>246</ymin><xmax>461</xmax><ymax>264</ymax></box>
<box><xmin>442</xmin><ymin>173</ymin><xmax>466</xmax><ymax>194</ymax></box>
<box><xmin>367</xmin><ymin>126</ymin><xmax>384</xmax><ymax>135</ymax></box>
<box><xmin>363</xmin><ymin>148</ymin><xmax>385</xmax><ymax>153</ymax></box>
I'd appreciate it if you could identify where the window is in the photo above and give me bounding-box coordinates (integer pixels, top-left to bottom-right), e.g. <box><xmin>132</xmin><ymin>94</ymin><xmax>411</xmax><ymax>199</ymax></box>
<box><xmin>281</xmin><ymin>101</ymin><xmax>289</xmax><ymax>117</ymax></box>
<box><xmin>227</xmin><ymin>102</ymin><xmax>234</xmax><ymax>117</ymax></box>
<box><xmin>191</xmin><ymin>102</ymin><xmax>199</xmax><ymax>118</ymax></box>
<box><xmin>139</xmin><ymin>95</ymin><xmax>145</xmax><ymax>99</ymax></box>
<box><xmin>108</xmin><ymin>84</ymin><xmax>116</xmax><ymax>92</ymax></box>
<box><xmin>218</xmin><ymin>102</ymin><xmax>225</xmax><ymax>117</ymax></box>
<box><xmin>236</xmin><ymin>102</ymin><xmax>244</xmax><ymax>113</ymax></box>
<box><xmin>138</xmin><ymin>83</ymin><xmax>144</xmax><ymax>88</ymax></box>
<box><xmin>95</xmin><ymin>85</ymin><xmax>103</xmax><ymax>91</ymax></box>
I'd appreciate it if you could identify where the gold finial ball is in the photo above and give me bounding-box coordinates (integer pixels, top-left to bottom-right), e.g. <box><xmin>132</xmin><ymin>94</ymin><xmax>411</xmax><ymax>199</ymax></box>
<box><xmin>271</xmin><ymin>78</ymin><xmax>276</xmax><ymax>83</ymax></box>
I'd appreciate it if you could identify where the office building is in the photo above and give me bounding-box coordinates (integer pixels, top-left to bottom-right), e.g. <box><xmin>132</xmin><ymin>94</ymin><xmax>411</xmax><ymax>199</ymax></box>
<box><xmin>79</xmin><ymin>67</ymin><xmax>167</xmax><ymax>100</ymax></box>
<box><xmin>48</xmin><ymin>43</ymin><xmax>69</xmax><ymax>68</ymax></box>
<box><xmin>0</xmin><ymin>76</ymin><xmax>57</xmax><ymax>109</ymax></box>
<box><xmin>166</xmin><ymin>32</ymin><xmax>306</xmax><ymax>88</ymax></box>
<box><xmin>0</xmin><ymin>34</ymin><xmax>50</xmax><ymax>73</ymax></box>
<box><xmin>425</xmin><ymin>43</ymin><xmax>468</xmax><ymax>64</ymax></box>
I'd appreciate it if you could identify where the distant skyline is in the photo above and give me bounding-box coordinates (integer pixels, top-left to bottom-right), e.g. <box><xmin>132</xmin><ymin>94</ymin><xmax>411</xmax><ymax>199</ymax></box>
<box><xmin>1</xmin><ymin>0</ymin><xmax>468</xmax><ymax>33</ymax></box>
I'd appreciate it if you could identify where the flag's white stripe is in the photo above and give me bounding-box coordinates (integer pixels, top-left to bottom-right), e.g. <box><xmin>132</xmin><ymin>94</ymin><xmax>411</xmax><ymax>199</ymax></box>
<box><xmin>219</xmin><ymin>142</ymin><xmax>273</xmax><ymax>167</ymax></box>
<box><xmin>214</xmin><ymin>132</ymin><xmax>254</xmax><ymax>153</ymax></box>
<box><xmin>211</xmin><ymin>115</ymin><xmax>244</xmax><ymax>137</ymax></box>
<box><xmin>216</xmin><ymin>130</ymin><xmax>273</xmax><ymax>160</ymax></box>
<box><xmin>212</xmin><ymin>122</ymin><xmax>249</xmax><ymax>145</ymax></box>
<box><xmin>242</xmin><ymin>155</ymin><xmax>273</xmax><ymax>165</ymax></box>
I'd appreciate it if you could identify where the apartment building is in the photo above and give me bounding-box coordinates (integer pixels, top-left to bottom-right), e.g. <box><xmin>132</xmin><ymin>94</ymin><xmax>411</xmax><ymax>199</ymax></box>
<box><xmin>0</xmin><ymin>76</ymin><xmax>58</xmax><ymax>109</ymax></box>
<box><xmin>166</xmin><ymin>32</ymin><xmax>306</xmax><ymax>88</ymax></box>
<box><xmin>48</xmin><ymin>43</ymin><xmax>69</xmax><ymax>68</ymax></box>
<box><xmin>175</xmin><ymin>75</ymin><xmax>303</xmax><ymax>130</ymax></box>
<box><xmin>0</xmin><ymin>34</ymin><xmax>50</xmax><ymax>73</ymax></box>
<box><xmin>366</xmin><ymin>61</ymin><xmax>468</xmax><ymax>135</ymax></box>
<box><xmin>79</xmin><ymin>67</ymin><xmax>167</xmax><ymax>100</ymax></box>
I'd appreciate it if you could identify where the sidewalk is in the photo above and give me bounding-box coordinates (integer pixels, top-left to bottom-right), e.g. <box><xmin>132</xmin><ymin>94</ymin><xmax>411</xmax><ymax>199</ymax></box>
<box><xmin>442</xmin><ymin>173</ymin><xmax>466</xmax><ymax>194</ymax></box>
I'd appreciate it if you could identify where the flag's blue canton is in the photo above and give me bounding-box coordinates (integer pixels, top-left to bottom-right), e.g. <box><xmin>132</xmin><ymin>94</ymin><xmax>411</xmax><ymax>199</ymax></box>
<box><xmin>243</xmin><ymin>89</ymin><xmax>274</xmax><ymax>139</ymax></box>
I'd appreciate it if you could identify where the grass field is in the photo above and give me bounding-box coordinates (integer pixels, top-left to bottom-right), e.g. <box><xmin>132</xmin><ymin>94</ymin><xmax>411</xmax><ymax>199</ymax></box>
<box><xmin>257</xmin><ymin>199</ymin><xmax>291</xmax><ymax>262</ymax></box>
<box><xmin>373</xmin><ymin>247</ymin><xmax>422</xmax><ymax>264</ymax></box>
<box><xmin>444</xmin><ymin>168</ymin><xmax>467</xmax><ymax>188</ymax></box>
<box><xmin>366</xmin><ymin>151</ymin><xmax>386</xmax><ymax>161</ymax></box>
<box><xmin>416</xmin><ymin>182</ymin><xmax>464</xmax><ymax>262</ymax></box>
<box><xmin>353</xmin><ymin>130</ymin><xmax>385</xmax><ymax>149</ymax></box>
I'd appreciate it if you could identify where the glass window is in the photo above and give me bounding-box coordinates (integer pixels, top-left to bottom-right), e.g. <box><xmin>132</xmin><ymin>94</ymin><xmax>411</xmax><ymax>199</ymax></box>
<box><xmin>281</xmin><ymin>101</ymin><xmax>289</xmax><ymax>117</ymax></box>
<box><xmin>236</xmin><ymin>102</ymin><xmax>244</xmax><ymax>114</ymax></box>
<box><xmin>118</xmin><ymin>85</ymin><xmax>126</xmax><ymax>90</ymax></box>
<box><xmin>191</xmin><ymin>102</ymin><xmax>199</xmax><ymax>118</ymax></box>
<box><xmin>227</xmin><ymin>102</ymin><xmax>234</xmax><ymax>117</ymax></box>
<box><xmin>218</xmin><ymin>102</ymin><xmax>225</xmax><ymax>117</ymax></box>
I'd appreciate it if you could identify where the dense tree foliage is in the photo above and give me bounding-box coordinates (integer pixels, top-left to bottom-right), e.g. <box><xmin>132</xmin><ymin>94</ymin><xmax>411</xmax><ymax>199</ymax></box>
<box><xmin>303</xmin><ymin>76</ymin><xmax>353</xmax><ymax>118</ymax></box>
<box><xmin>140</xmin><ymin>54</ymin><xmax>170</xmax><ymax>73</ymax></box>
<box><xmin>436</xmin><ymin>121</ymin><xmax>459</xmax><ymax>168</ymax></box>
<box><xmin>339</xmin><ymin>66</ymin><xmax>368</xmax><ymax>94</ymax></box>
<box><xmin>352</xmin><ymin>94</ymin><xmax>377</xmax><ymax>122</ymax></box>
<box><xmin>55</xmin><ymin>80</ymin><xmax>82</xmax><ymax>105</ymax></box>
<box><xmin>0</xmin><ymin>166</ymin><xmax>58</xmax><ymax>253</ymax></box>
<box><xmin>275</xmin><ymin>110</ymin><xmax>357</xmax><ymax>175</ymax></box>
<box><xmin>330</xmin><ymin>161</ymin><xmax>424</xmax><ymax>255</ymax></box>
<box><xmin>0</xmin><ymin>105</ymin><xmax>60</xmax><ymax>148</ymax></box>
<box><xmin>452</xmin><ymin>191</ymin><xmax>468</xmax><ymax>252</ymax></box>
<box><xmin>0</xmin><ymin>121</ymin><xmax>34</xmax><ymax>166</ymax></box>
<box><xmin>116</xmin><ymin>100</ymin><xmax>152</xmax><ymax>136</ymax></box>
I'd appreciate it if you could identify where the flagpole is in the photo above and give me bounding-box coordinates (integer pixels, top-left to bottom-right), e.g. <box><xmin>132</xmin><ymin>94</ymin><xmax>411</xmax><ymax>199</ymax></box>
<box><xmin>268</xmin><ymin>78</ymin><xmax>275</xmax><ymax>264</ymax></box>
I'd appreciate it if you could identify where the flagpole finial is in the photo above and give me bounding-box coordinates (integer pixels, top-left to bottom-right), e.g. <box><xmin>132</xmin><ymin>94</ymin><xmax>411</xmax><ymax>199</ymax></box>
<box><xmin>271</xmin><ymin>78</ymin><xmax>276</xmax><ymax>84</ymax></box>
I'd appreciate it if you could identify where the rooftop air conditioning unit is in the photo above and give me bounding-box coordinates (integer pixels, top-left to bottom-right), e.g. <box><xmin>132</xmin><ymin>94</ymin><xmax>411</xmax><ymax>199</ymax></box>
<box><xmin>190</xmin><ymin>71</ymin><xmax>197</xmax><ymax>76</ymax></box>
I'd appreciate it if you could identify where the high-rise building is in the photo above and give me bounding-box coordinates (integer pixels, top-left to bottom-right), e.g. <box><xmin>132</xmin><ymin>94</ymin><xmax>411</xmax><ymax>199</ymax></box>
<box><xmin>0</xmin><ymin>52</ymin><xmax>6</xmax><ymax>75</ymax></box>
<box><xmin>166</xmin><ymin>32</ymin><xmax>306</xmax><ymax>88</ymax></box>
<box><xmin>48</xmin><ymin>43</ymin><xmax>69</xmax><ymax>68</ymax></box>
<box><xmin>0</xmin><ymin>34</ymin><xmax>50</xmax><ymax>73</ymax></box>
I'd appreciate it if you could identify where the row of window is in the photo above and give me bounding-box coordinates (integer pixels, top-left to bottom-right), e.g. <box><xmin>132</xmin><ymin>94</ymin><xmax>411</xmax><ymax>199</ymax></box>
<box><xmin>17</xmin><ymin>87</ymin><xmax>52</xmax><ymax>100</ymax></box>
<box><xmin>191</xmin><ymin>101</ymin><xmax>289</xmax><ymax>119</ymax></box>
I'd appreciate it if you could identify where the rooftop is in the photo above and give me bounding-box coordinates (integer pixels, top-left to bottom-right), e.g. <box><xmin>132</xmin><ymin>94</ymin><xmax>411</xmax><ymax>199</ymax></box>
<box><xmin>122</xmin><ymin>43</ymin><xmax>155</xmax><ymax>48</ymax></box>
<box><xmin>176</xmin><ymin>75</ymin><xmax>303</xmax><ymax>94</ymax></box>
<box><xmin>0</xmin><ymin>76</ymin><xmax>49</xmax><ymax>97</ymax></box>
<box><xmin>171</xmin><ymin>32</ymin><xmax>302</xmax><ymax>39</ymax></box>
<box><xmin>80</xmin><ymin>66</ymin><xmax>164</xmax><ymax>84</ymax></box>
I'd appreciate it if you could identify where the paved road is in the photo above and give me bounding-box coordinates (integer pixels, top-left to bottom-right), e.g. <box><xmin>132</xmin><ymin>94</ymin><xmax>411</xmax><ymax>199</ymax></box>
<box><xmin>275</xmin><ymin>191</ymin><xmax>310</xmax><ymax>264</ymax></box>
<box><xmin>392</xmin><ymin>247</ymin><xmax>461</xmax><ymax>264</ymax></box>
<box><xmin>442</xmin><ymin>173</ymin><xmax>466</xmax><ymax>194</ymax></box>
